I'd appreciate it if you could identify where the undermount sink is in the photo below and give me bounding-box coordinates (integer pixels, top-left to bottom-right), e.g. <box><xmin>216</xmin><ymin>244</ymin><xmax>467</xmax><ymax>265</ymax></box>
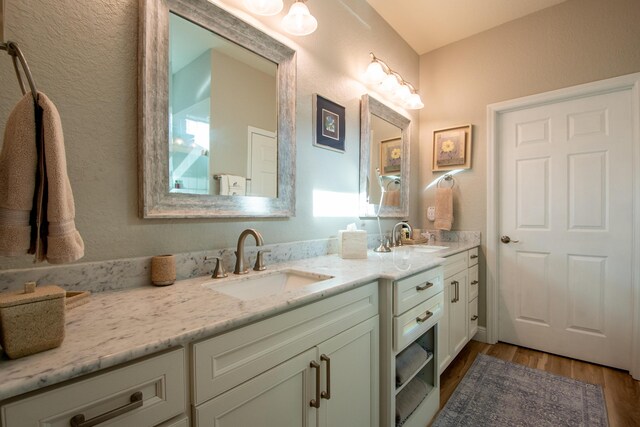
<box><xmin>203</xmin><ymin>269</ymin><xmax>334</xmax><ymax>301</ymax></box>
<box><xmin>413</xmin><ymin>245</ymin><xmax>449</xmax><ymax>253</ymax></box>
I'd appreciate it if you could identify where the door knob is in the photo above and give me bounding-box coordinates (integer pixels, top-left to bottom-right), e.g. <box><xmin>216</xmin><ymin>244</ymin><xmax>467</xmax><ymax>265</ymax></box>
<box><xmin>500</xmin><ymin>236</ymin><xmax>519</xmax><ymax>244</ymax></box>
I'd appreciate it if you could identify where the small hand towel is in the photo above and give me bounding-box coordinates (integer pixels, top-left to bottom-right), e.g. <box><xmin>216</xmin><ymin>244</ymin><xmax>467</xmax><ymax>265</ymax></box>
<box><xmin>0</xmin><ymin>92</ymin><xmax>84</xmax><ymax>263</ymax></box>
<box><xmin>396</xmin><ymin>343</ymin><xmax>428</xmax><ymax>387</ymax></box>
<box><xmin>219</xmin><ymin>174</ymin><xmax>246</xmax><ymax>196</ymax></box>
<box><xmin>37</xmin><ymin>92</ymin><xmax>84</xmax><ymax>264</ymax></box>
<box><xmin>395</xmin><ymin>376</ymin><xmax>428</xmax><ymax>425</ymax></box>
<box><xmin>0</xmin><ymin>94</ymin><xmax>37</xmax><ymax>256</ymax></box>
<box><xmin>434</xmin><ymin>187</ymin><xmax>453</xmax><ymax>231</ymax></box>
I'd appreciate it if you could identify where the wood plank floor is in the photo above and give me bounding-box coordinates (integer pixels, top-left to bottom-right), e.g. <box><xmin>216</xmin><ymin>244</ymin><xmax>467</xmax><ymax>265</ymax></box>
<box><xmin>436</xmin><ymin>340</ymin><xmax>640</xmax><ymax>427</ymax></box>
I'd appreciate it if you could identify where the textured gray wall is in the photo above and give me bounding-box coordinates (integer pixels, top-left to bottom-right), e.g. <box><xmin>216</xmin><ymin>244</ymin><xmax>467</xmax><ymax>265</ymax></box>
<box><xmin>0</xmin><ymin>0</ymin><xmax>420</xmax><ymax>270</ymax></box>
<box><xmin>418</xmin><ymin>0</ymin><xmax>640</xmax><ymax>326</ymax></box>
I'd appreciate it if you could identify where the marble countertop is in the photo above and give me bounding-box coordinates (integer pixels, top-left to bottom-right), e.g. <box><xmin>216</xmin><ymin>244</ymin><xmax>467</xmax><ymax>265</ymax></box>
<box><xmin>0</xmin><ymin>241</ymin><xmax>476</xmax><ymax>401</ymax></box>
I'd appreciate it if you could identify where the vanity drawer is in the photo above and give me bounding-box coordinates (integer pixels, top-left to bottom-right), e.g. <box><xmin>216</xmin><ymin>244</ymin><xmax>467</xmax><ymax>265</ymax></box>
<box><xmin>393</xmin><ymin>292</ymin><xmax>444</xmax><ymax>352</ymax></box>
<box><xmin>192</xmin><ymin>282</ymin><xmax>378</xmax><ymax>405</ymax></box>
<box><xmin>469</xmin><ymin>297</ymin><xmax>478</xmax><ymax>338</ymax></box>
<box><xmin>1</xmin><ymin>347</ymin><xmax>186</xmax><ymax>427</ymax></box>
<box><xmin>468</xmin><ymin>247</ymin><xmax>479</xmax><ymax>267</ymax></box>
<box><xmin>393</xmin><ymin>266</ymin><xmax>443</xmax><ymax>315</ymax></box>
<box><xmin>443</xmin><ymin>251</ymin><xmax>468</xmax><ymax>278</ymax></box>
<box><xmin>468</xmin><ymin>264</ymin><xmax>479</xmax><ymax>302</ymax></box>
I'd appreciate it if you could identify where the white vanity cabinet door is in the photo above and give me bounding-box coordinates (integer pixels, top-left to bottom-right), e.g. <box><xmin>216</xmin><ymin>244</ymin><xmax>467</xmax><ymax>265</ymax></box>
<box><xmin>195</xmin><ymin>348</ymin><xmax>317</xmax><ymax>427</ymax></box>
<box><xmin>438</xmin><ymin>281</ymin><xmax>452</xmax><ymax>373</ymax></box>
<box><xmin>1</xmin><ymin>348</ymin><xmax>186</xmax><ymax>427</ymax></box>
<box><xmin>318</xmin><ymin>316</ymin><xmax>379</xmax><ymax>427</ymax></box>
<box><xmin>448</xmin><ymin>269</ymin><xmax>469</xmax><ymax>358</ymax></box>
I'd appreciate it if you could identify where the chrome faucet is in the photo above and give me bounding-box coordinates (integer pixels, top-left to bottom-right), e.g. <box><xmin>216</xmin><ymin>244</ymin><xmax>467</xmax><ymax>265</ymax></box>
<box><xmin>391</xmin><ymin>221</ymin><xmax>412</xmax><ymax>247</ymax></box>
<box><xmin>234</xmin><ymin>229</ymin><xmax>264</xmax><ymax>274</ymax></box>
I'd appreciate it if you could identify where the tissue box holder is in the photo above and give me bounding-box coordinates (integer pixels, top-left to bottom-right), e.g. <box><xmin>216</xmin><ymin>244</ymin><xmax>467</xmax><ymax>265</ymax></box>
<box><xmin>0</xmin><ymin>284</ymin><xmax>66</xmax><ymax>359</ymax></box>
<box><xmin>338</xmin><ymin>230</ymin><xmax>367</xmax><ymax>259</ymax></box>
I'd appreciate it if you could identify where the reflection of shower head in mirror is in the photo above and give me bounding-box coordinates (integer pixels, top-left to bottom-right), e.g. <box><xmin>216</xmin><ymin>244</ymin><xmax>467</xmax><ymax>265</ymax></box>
<box><xmin>376</xmin><ymin>168</ymin><xmax>401</xmax><ymax>192</ymax></box>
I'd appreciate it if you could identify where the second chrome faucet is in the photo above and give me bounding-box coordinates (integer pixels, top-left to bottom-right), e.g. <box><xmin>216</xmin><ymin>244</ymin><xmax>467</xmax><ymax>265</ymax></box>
<box><xmin>234</xmin><ymin>228</ymin><xmax>270</xmax><ymax>274</ymax></box>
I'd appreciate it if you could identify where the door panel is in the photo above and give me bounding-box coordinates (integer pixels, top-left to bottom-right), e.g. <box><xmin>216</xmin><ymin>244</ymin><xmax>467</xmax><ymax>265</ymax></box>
<box><xmin>195</xmin><ymin>348</ymin><xmax>316</xmax><ymax>427</ymax></box>
<box><xmin>498</xmin><ymin>89</ymin><xmax>633</xmax><ymax>370</ymax></box>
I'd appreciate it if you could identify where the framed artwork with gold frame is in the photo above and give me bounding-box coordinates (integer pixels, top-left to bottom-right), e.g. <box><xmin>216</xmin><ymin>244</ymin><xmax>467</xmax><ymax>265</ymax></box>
<box><xmin>432</xmin><ymin>124</ymin><xmax>472</xmax><ymax>171</ymax></box>
<box><xmin>380</xmin><ymin>137</ymin><xmax>402</xmax><ymax>174</ymax></box>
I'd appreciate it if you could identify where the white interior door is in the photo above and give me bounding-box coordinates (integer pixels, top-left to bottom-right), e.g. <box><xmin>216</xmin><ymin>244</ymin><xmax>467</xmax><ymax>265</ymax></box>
<box><xmin>248</xmin><ymin>127</ymin><xmax>277</xmax><ymax>197</ymax></box>
<box><xmin>497</xmin><ymin>88</ymin><xmax>634</xmax><ymax>370</ymax></box>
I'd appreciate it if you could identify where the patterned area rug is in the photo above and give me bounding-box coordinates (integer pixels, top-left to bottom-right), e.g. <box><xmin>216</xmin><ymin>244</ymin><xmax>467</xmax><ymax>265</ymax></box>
<box><xmin>432</xmin><ymin>353</ymin><xmax>608</xmax><ymax>426</ymax></box>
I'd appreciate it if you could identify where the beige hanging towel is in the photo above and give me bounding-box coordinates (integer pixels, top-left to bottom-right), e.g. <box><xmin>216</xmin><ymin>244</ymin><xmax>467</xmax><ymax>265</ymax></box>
<box><xmin>0</xmin><ymin>92</ymin><xmax>84</xmax><ymax>263</ymax></box>
<box><xmin>434</xmin><ymin>187</ymin><xmax>453</xmax><ymax>231</ymax></box>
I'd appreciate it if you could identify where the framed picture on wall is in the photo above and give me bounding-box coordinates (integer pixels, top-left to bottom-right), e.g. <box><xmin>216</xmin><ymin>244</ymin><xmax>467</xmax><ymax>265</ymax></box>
<box><xmin>432</xmin><ymin>124</ymin><xmax>472</xmax><ymax>171</ymax></box>
<box><xmin>312</xmin><ymin>94</ymin><xmax>346</xmax><ymax>153</ymax></box>
<box><xmin>380</xmin><ymin>137</ymin><xmax>402</xmax><ymax>174</ymax></box>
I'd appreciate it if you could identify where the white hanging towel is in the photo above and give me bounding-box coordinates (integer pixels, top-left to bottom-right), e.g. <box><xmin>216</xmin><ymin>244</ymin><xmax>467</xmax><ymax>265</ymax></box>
<box><xmin>219</xmin><ymin>174</ymin><xmax>246</xmax><ymax>196</ymax></box>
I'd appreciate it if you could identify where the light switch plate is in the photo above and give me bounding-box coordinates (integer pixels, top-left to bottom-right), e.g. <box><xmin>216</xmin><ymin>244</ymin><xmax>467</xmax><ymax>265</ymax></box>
<box><xmin>427</xmin><ymin>206</ymin><xmax>436</xmax><ymax>221</ymax></box>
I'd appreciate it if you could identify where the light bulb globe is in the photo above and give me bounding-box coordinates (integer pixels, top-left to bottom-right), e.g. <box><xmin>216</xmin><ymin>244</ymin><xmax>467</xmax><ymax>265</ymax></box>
<box><xmin>282</xmin><ymin>2</ymin><xmax>318</xmax><ymax>36</ymax></box>
<box><xmin>406</xmin><ymin>93</ymin><xmax>424</xmax><ymax>110</ymax></box>
<box><xmin>365</xmin><ymin>61</ymin><xmax>386</xmax><ymax>85</ymax></box>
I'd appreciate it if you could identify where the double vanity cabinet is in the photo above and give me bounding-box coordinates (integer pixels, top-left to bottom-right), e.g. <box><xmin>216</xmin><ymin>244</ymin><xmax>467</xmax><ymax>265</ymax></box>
<box><xmin>0</xmin><ymin>243</ymin><xmax>480</xmax><ymax>427</ymax></box>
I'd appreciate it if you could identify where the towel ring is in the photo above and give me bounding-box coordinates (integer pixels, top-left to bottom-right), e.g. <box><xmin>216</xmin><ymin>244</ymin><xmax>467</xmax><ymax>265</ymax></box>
<box><xmin>437</xmin><ymin>174</ymin><xmax>455</xmax><ymax>189</ymax></box>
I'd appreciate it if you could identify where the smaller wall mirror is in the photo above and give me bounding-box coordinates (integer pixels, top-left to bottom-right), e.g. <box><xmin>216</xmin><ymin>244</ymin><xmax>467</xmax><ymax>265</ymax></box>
<box><xmin>359</xmin><ymin>95</ymin><xmax>411</xmax><ymax>218</ymax></box>
<box><xmin>139</xmin><ymin>0</ymin><xmax>296</xmax><ymax>218</ymax></box>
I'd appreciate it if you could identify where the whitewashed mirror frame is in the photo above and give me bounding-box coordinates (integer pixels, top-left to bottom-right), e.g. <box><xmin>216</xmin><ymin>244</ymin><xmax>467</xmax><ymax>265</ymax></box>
<box><xmin>359</xmin><ymin>94</ymin><xmax>411</xmax><ymax>218</ymax></box>
<box><xmin>138</xmin><ymin>0</ymin><xmax>296</xmax><ymax>218</ymax></box>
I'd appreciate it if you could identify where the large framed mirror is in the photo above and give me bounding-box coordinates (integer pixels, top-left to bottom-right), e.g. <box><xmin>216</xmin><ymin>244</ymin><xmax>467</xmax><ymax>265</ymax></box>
<box><xmin>139</xmin><ymin>0</ymin><xmax>296</xmax><ymax>218</ymax></box>
<box><xmin>359</xmin><ymin>94</ymin><xmax>410</xmax><ymax>218</ymax></box>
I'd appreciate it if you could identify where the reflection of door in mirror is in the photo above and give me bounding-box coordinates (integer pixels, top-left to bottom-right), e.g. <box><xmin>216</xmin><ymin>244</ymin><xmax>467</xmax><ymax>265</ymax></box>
<box><xmin>369</xmin><ymin>114</ymin><xmax>402</xmax><ymax>206</ymax></box>
<box><xmin>247</xmin><ymin>127</ymin><xmax>277</xmax><ymax>197</ymax></box>
<box><xmin>168</xmin><ymin>13</ymin><xmax>277</xmax><ymax>196</ymax></box>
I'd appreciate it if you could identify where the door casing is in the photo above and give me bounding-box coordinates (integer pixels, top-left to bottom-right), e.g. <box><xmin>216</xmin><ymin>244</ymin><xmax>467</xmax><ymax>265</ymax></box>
<box><xmin>486</xmin><ymin>72</ymin><xmax>640</xmax><ymax>379</ymax></box>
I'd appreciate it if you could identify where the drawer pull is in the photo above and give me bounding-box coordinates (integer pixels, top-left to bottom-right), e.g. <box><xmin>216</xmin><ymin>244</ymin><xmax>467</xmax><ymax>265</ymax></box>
<box><xmin>470</xmin><ymin>254</ymin><xmax>478</xmax><ymax>259</ymax></box>
<box><xmin>416</xmin><ymin>311</ymin><xmax>433</xmax><ymax>323</ymax></box>
<box><xmin>471</xmin><ymin>280</ymin><xmax>479</xmax><ymax>285</ymax></box>
<box><xmin>416</xmin><ymin>282</ymin><xmax>434</xmax><ymax>292</ymax></box>
<box><xmin>321</xmin><ymin>354</ymin><xmax>331</xmax><ymax>400</ymax></box>
<box><xmin>70</xmin><ymin>391</ymin><xmax>143</xmax><ymax>427</ymax></box>
<box><xmin>471</xmin><ymin>315</ymin><xmax>479</xmax><ymax>321</ymax></box>
<box><xmin>310</xmin><ymin>361</ymin><xmax>321</xmax><ymax>408</ymax></box>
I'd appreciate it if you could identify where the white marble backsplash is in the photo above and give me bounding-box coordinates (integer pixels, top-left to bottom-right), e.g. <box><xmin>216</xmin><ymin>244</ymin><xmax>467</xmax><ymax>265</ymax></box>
<box><xmin>0</xmin><ymin>232</ymin><xmax>478</xmax><ymax>294</ymax></box>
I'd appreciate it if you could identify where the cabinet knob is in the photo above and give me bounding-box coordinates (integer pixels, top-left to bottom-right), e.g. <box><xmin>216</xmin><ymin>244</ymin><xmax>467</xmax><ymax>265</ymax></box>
<box><xmin>470</xmin><ymin>254</ymin><xmax>478</xmax><ymax>259</ymax></box>
<box><xmin>471</xmin><ymin>315</ymin><xmax>478</xmax><ymax>321</ymax></box>
<box><xmin>471</xmin><ymin>280</ymin><xmax>478</xmax><ymax>285</ymax></box>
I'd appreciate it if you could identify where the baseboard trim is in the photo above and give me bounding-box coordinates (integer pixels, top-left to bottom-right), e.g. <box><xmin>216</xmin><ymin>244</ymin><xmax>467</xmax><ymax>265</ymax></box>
<box><xmin>472</xmin><ymin>327</ymin><xmax>488</xmax><ymax>343</ymax></box>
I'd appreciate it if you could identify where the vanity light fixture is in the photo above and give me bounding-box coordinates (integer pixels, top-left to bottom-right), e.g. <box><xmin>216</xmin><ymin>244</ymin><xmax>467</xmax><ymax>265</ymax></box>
<box><xmin>243</xmin><ymin>0</ymin><xmax>284</xmax><ymax>16</ymax></box>
<box><xmin>281</xmin><ymin>0</ymin><xmax>317</xmax><ymax>36</ymax></box>
<box><xmin>365</xmin><ymin>53</ymin><xmax>424</xmax><ymax>110</ymax></box>
<box><xmin>243</xmin><ymin>0</ymin><xmax>318</xmax><ymax>36</ymax></box>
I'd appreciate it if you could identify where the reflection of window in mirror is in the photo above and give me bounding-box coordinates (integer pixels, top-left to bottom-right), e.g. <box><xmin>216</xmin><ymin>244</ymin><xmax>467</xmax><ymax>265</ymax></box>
<box><xmin>168</xmin><ymin>13</ymin><xmax>277</xmax><ymax>197</ymax></box>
